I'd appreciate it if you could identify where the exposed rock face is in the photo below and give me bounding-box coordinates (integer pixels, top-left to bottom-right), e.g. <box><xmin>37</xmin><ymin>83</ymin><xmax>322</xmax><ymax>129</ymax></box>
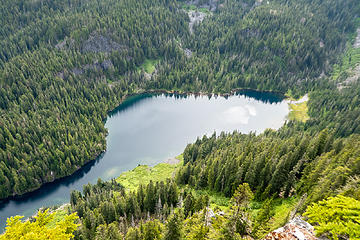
<box><xmin>354</xmin><ymin>28</ymin><xmax>360</xmax><ymax>49</ymax></box>
<box><xmin>184</xmin><ymin>48</ymin><xmax>193</xmax><ymax>58</ymax></box>
<box><xmin>264</xmin><ymin>217</ymin><xmax>319</xmax><ymax>240</ymax></box>
<box><xmin>188</xmin><ymin>10</ymin><xmax>207</xmax><ymax>34</ymax></box>
<box><xmin>56</xmin><ymin>60</ymin><xmax>114</xmax><ymax>79</ymax></box>
<box><xmin>82</xmin><ymin>32</ymin><xmax>125</xmax><ymax>53</ymax></box>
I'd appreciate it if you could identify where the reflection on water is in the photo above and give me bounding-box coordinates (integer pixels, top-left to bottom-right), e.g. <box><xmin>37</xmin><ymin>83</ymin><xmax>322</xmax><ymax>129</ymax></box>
<box><xmin>0</xmin><ymin>91</ymin><xmax>288</xmax><ymax>231</ymax></box>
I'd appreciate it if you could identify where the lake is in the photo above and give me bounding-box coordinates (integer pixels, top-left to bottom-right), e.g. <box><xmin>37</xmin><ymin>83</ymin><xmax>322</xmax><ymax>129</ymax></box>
<box><xmin>0</xmin><ymin>91</ymin><xmax>289</xmax><ymax>230</ymax></box>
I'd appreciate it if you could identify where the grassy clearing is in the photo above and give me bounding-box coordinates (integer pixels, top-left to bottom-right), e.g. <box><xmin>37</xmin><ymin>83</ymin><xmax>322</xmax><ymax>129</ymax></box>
<box><xmin>248</xmin><ymin>197</ymin><xmax>298</xmax><ymax>238</ymax></box>
<box><xmin>138</xmin><ymin>59</ymin><xmax>159</xmax><ymax>74</ymax></box>
<box><xmin>268</xmin><ymin>197</ymin><xmax>298</xmax><ymax>230</ymax></box>
<box><xmin>288</xmin><ymin>101</ymin><xmax>310</xmax><ymax>122</ymax></box>
<box><xmin>46</xmin><ymin>208</ymin><xmax>68</xmax><ymax>229</ymax></box>
<box><xmin>192</xmin><ymin>189</ymin><xmax>230</xmax><ymax>211</ymax></box>
<box><xmin>117</xmin><ymin>155</ymin><xmax>183</xmax><ymax>191</ymax></box>
<box><xmin>182</xmin><ymin>4</ymin><xmax>210</xmax><ymax>13</ymax></box>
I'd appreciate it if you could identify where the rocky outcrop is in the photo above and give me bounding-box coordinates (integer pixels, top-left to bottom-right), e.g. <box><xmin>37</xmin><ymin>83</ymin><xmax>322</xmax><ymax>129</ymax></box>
<box><xmin>354</xmin><ymin>28</ymin><xmax>360</xmax><ymax>49</ymax></box>
<box><xmin>188</xmin><ymin>11</ymin><xmax>207</xmax><ymax>34</ymax></box>
<box><xmin>264</xmin><ymin>217</ymin><xmax>319</xmax><ymax>240</ymax></box>
<box><xmin>55</xmin><ymin>37</ymin><xmax>75</xmax><ymax>50</ymax></box>
<box><xmin>82</xmin><ymin>32</ymin><xmax>125</xmax><ymax>53</ymax></box>
<box><xmin>56</xmin><ymin>60</ymin><xmax>114</xmax><ymax>79</ymax></box>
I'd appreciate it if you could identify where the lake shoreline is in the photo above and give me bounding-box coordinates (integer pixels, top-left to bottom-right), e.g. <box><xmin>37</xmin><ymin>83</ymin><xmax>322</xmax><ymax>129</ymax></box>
<box><xmin>0</xmin><ymin>88</ymin><xmax>287</xmax><ymax>202</ymax></box>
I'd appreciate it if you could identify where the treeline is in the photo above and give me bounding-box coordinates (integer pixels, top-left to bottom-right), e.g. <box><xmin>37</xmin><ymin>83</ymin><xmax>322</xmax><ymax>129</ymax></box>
<box><xmin>177</xmin><ymin>130</ymin><xmax>331</xmax><ymax>198</ymax></box>
<box><xmin>176</xmin><ymin>128</ymin><xmax>360</xmax><ymax>206</ymax></box>
<box><xmin>69</xmin><ymin>178</ymin><xmax>211</xmax><ymax>239</ymax></box>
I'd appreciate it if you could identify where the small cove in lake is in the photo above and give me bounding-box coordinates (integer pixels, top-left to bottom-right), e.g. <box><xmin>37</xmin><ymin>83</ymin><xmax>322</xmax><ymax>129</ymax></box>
<box><xmin>0</xmin><ymin>91</ymin><xmax>289</xmax><ymax>231</ymax></box>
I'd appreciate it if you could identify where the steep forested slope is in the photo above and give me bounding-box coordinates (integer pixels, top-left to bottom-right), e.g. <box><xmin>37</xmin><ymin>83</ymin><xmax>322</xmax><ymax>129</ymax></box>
<box><xmin>0</xmin><ymin>0</ymin><xmax>188</xmax><ymax>198</ymax></box>
<box><xmin>1</xmin><ymin>4</ymin><xmax>360</xmax><ymax>239</ymax></box>
<box><xmin>153</xmin><ymin>0</ymin><xmax>358</xmax><ymax>95</ymax></box>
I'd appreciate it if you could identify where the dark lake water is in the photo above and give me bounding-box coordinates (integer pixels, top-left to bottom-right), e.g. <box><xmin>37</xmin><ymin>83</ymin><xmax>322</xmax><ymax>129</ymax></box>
<box><xmin>0</xmin><ymin>91</ymin><xmax>289</xmax><ymax>230</ymax></box>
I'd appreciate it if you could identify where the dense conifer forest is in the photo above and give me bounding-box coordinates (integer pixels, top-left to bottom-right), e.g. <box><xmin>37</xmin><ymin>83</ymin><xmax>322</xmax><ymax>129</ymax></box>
<box><xmin>1</xmin><ymin>0</ymin><xmax>360</xmax><ymax>239</ymax></box>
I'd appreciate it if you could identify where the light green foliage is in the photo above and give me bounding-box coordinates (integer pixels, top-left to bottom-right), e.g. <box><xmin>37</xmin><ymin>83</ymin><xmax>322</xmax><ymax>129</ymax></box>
<box><xmin>125</xmin><ymin>220</ymin><xmax>163</xmax><ymax>240</ymax></box>
<box><xmin>182</xmin><ymin>4</ymin><xmax>197</xmax><ymax>11</ymax></box>
<box><xmin>304</xmin><ymin>195</ymin><xmax>360</xmax><ymax>240</ymax></box>
<box><xmin>252</xmin><ymin>198</ymin><xmax>274</xmax><ymax>238</ymax></box>
<box><xmin>184</xmin><ymin>210</ymin><xmax>210</xmax><ymax>240</ymax></box>
<box><xmin>117</xmin><ymin>161</ymin><xmax>181</xmax><ymax>191</ymax></box>
<box><xmin>46</xmin><ymin>209</ymin><xmax>68</xmax><ymax>229</ymax></box>
<box><xmin>288</xmin><ymin>101</ymin><xmax>310</xmax><ymax>122</ymax></box>
<box><xmin>95</xmin><ymin>222</ymin><xmax>123</xmax><ymax>240</ymax></box>
<box><xmin>231</xmin><ymin>183</ymin><xmax>253</xmax><ymax>209</ymax></box>
<box><xmin>139</xmin><ymin>59</ymin><xmax>160</xmax><ymax>74</ymax></box>
<box><xmin>193</xmin><ymin>189</ymin><xmax>230</xmax><ymax>210</ymax></box>
<box><xmin>225</xmin><ymin>183</ymin><xmax>254</xmax><ymax>237</ymax></box>
<box><xmin>267</xmin><ymin>197</ymin><xmax>298</xmax><ymax>231</ymax></box>
<box><xmin>163</xmin><ymin>210</ymin><xmax>184</xmax><ymax>240</ymax></box>
<box><xmin>331</xmin><ymin>18</ymin><xmax>360</xmax><ymax>80</ymax></box>
<box><xmin>0</xmin><ymin>209</ymin><xmax>79</xmax><ymax>240</ymax></box>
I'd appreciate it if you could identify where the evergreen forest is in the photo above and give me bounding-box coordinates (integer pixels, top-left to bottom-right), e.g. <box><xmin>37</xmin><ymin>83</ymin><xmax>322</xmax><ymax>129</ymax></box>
<box><xmin>1</xmin><ymin>0</ymin><xmax>360</xmax><ymax>239</ymax></box>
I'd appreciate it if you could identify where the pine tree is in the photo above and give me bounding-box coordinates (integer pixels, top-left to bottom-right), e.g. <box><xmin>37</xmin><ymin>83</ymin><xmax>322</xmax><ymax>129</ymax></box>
<box><xmin>163</xmin><ymin>211</ymin><xmax>184</xmax><ymax>240</ymax></box>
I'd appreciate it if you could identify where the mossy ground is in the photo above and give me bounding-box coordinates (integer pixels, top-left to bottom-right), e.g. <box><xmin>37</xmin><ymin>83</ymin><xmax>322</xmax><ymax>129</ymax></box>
<box><xmin>116</xmin><ymin>155</ymin><xmax>183</xmax><ymax>191</ymax></box>
<box><xmin>288</xmin><ymin>101</ymin><xmax>310</xmax><ymax>122</ymax></box>
<box><xmin>181</xmin><ymin>4</ymin><xmax>210</xmax><ymax>13</ymax></box>
<box><xmin>267</xmin><ymin>197</ymin><xmax>298</xmax><ymax>230</ymax></box>
<box><xmin>192</xmin><ymin>189</ymin><xmax>230</xmax><ymax>211</ymax></box>
<box><xmin>46</xmin><ymin>207</ymin><xmax>69</xmax><ymax>229</ymax></box>
<box><xmin>138</xmin><ymin>59</ymin><xmax>159</xmax><ymax>74</ymax></box>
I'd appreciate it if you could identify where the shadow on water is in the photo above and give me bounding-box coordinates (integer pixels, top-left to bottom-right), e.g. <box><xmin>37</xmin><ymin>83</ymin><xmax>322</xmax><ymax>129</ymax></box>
<box><xmin>235</xmin><ymin>90</ymin><xmax>284</xmax><ymax>104</ymax></box>
<box><xmin>0</xmin><ymin>89</ymin><xmax>286</xmax><ymax>231</ymax></box>
<box><xmin>0</xmin><ymin>153</ymin><xmax>102</xmax><ymax>211</ymax></box>
<box><xmin>108</xmin><ymin>93</ymin><xmax>153</xmax><ymax>118</ymax></box>
<box><xmin>107</xmin><ymin>90</ymin><xmax>285</xmax><ymax>115</ymax></box>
